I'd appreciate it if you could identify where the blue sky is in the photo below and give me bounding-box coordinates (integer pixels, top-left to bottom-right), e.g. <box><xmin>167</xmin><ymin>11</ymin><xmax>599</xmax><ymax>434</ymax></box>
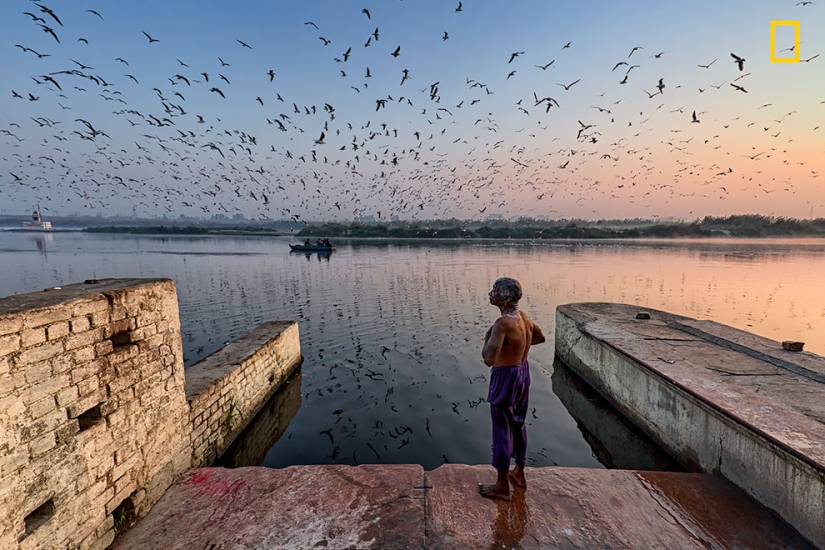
<box><xmin>1</xmin><ymin>0</ymin><xmax>823</xmax><ymax>221</ymax></box>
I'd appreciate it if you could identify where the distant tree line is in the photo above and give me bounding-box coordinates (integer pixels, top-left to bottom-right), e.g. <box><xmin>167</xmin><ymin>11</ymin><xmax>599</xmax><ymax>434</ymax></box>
<box><xmin>298</xmin><ymin>215</ymin><xmax>825</xmax><ymax>239</ymax></box>
<box><xmin>83</xmin><ymin>215</ymin><xmax>825</xmax><ymax>238</ymax></box>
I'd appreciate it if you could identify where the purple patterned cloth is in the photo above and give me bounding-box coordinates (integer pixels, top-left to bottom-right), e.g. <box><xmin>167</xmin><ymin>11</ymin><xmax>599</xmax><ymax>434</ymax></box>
<box><xmin>487</xmin><ymin>359</ymin><xmax>530</xmax><ymax>473</ymax></box>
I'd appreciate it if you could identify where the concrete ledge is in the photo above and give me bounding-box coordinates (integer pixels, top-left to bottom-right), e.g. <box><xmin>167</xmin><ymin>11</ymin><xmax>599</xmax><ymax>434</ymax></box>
<box><xmin>111</xmin><ymin>464</ymin><xmax>813</xmax><ymax>550</ymax></box>
<box><xmin>555</xmin><ymin>302</ymin><xmax>825</xmax><ymax>549</ymax></box>
<box><xmin>186</xmin><ymin>321</ymin><xmax>302</xmax><ymax>467</ymax></box>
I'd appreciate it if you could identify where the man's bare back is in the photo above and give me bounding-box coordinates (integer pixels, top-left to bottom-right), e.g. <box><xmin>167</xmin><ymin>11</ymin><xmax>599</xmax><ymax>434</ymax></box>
<box><xmin>483</xmin><ymin>310</ymin><xmax>543</xmax><ymax>367</ymax></box>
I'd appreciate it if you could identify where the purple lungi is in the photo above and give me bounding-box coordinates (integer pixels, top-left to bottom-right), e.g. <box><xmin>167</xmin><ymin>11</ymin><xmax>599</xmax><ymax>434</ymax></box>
<box><xmin>487</xmin><ymin>359</ymin><xmax>530</xmax><ymax>473</ymax></box>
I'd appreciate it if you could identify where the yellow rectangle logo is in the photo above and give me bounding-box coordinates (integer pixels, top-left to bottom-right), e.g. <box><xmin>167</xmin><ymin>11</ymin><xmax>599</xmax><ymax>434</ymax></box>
<box><xmin>770</xmin><ymin>21</ymin><xmax>800</xmax><ymax>63</ymax></box>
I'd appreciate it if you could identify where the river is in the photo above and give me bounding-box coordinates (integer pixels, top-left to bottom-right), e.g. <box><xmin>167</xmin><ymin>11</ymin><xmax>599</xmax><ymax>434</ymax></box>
<box><xmin>2</xmin><ymin>231</ymin><xmax>824</xmax><ymax>470</ymax></box>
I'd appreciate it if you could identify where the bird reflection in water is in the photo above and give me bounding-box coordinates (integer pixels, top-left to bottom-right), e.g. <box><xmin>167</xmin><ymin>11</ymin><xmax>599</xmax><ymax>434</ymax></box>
<box><xmin>489</xmin><ymin>489</ymin><xmax>530</xmax><ymax>550</ymax></box>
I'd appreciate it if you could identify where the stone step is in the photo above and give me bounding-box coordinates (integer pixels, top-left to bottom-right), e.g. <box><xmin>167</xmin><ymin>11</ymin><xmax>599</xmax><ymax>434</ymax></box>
<box><xmin>111</xmin><ymin>464</ymin><xmax>812</xmax><ymax>550</ymax></box>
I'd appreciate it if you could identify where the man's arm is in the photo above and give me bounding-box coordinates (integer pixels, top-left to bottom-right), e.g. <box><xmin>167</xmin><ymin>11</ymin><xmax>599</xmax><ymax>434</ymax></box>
<box><xmin>531</xmin><ymin>321</ymin><xmax>546</xmax><ymax>345</ymax></box>
<box><xmin>482</xmin><ymin>321</ymin><xmax>504</xmax><ymax>366</ymax></box>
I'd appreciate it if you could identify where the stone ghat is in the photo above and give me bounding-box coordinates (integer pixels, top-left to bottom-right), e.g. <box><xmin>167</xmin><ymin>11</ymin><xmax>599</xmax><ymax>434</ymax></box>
<box><xmin>0</xmin><ymin>279</ymin><xmax>301</xmax><ymax>550</ymax></box>
<box><xmin>555</xmin><ymin>302</ymin><xmax>825</xmax><ymax>549</ymax></box>
<box><xmin>111</xmin><ymin>464</ymin><xmax>813</xmax><ymax>550</ymax></box>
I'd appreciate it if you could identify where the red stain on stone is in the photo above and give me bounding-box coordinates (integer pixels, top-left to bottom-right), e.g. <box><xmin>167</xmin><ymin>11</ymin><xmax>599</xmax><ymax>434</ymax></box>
<box><xmin>187</xmin><ymin>469</ymin><xmax>214</xmax><ymax>486</ymax></box>
<box><xmin>187</xmin><ymin>470</ymin><xmax>251</xmax><ymax>498</ymax></box>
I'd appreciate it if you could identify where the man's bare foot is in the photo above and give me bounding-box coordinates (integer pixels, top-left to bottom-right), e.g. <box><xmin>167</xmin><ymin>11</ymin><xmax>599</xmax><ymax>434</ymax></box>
<box><xmin>479</xmin><ymin>470</ymin><xmax>511</xmax><ymax>501</ymax></box>
<box><xmin>478</xmin><ymin>484</ymin><xmax>511</xmax><ymax>501</ymax></box>
<box><xmin>508</xmin><ymin>466</ymin><xmax>527</xmax><ymax>488</ymax></box>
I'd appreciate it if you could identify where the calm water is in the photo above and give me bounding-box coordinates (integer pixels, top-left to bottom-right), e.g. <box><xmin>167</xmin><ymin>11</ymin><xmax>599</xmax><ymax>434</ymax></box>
<box><xmin>3</xmin><ymin>231</ymin><xmax>825</xmax><ymax>471</ymax></box>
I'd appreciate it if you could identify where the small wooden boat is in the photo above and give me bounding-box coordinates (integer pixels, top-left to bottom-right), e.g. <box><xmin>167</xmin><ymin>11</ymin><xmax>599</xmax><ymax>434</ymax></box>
<box><xmin>289</xmin><ymin>244</ymin><xmax>336</xmax><ymax>252</ymax></box>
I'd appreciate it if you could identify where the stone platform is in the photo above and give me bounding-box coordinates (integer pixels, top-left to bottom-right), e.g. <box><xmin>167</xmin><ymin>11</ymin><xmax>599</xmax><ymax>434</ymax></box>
<box><xmin>111</xmin><ymin>464</ymin><xmax>812</xmax><ymax>550</ymax></box>
<box><xmin>555</xmin><ymin>303</ymin><xmax>825</xmax><ymax>549</ymax></box>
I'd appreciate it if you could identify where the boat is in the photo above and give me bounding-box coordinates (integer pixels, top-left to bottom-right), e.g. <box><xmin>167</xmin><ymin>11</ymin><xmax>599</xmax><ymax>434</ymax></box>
<box><xmin>21</xmin><ymin>205</ymin><xmax>52</xmax><ymax>231</ymax></box>
<box><xmin>289</xmin><ymin>244</ymin><xmax>335</xmax><ymax>252</ymax></box>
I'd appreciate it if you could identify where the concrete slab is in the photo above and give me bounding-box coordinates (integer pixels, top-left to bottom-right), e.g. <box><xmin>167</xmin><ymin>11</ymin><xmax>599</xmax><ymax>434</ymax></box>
<box><xmin>112</xmin><ymin>465</ymin><xmax>813</xmax><ymax>550</ymax></box>
<box><xmin>110</xmin><ymin>465</ymin><xmax>426</xmax><ymax>550</ymax></box>
<box><xmin>555</xmin><ymin>302</ymin><xmax>825</xmax><ymax>548</ymax></box>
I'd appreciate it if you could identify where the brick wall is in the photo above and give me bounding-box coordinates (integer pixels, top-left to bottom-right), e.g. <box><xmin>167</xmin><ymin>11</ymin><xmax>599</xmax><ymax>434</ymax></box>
<box><xmin>0</xmin><ymin>280</ymin><xmax>190</xmax><ymax>550</ymax></box>
<box><xmin>214</xmin><ymin>368</ymin><xmax>302</xmax><ymax>468</ymax></box>
<box><xmin>186</xmin><ymin>321</ymin><xmax>302</xmax><ymax>468</ymax></box>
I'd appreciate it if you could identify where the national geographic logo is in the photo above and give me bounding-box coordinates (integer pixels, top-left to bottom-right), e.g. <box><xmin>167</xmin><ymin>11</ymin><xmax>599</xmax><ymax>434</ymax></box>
<box><xmin>770</xmin><ymin>21</ymin><xmax>800</xmax><ymax>63</ymax></box>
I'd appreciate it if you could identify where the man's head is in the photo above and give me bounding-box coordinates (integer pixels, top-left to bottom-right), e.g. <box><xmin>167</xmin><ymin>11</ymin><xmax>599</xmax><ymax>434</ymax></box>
<box><xmin>490</xmin><ymin>277</ymin><xmax>522</xmax><ymax>305</ymax></box>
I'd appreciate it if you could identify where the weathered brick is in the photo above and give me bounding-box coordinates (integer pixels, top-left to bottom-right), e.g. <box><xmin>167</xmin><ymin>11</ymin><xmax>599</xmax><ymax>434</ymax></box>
<box><xmin>70</xmin><ymin>357</ymin><xmax>107</xmax><ymax>385</ymax></box>
<box><xmin>70</xmin><ymin>315</ymin><xmax>92</xmax><ymax>333</ymax></box>
<box><xmin>67</xmin><ymin>391</ymin><xmax>103</xmax><ymax>419</ymax></box>
<box><xmin>64</xmin><ymin>329</ymin><xmax>102</xmax><ymax>352</ymax></box>
<box><xmin>21</xmin><ymin>327</ymin><xmax>47</xmax><ymax>348</ymax></box>
<box><xmin>51</xmin><ymin>353</ymin><xmax>75</xmax><ymax>375</ymax></box>
<box><xmin>4</xmin><ymin>446</ymin><xmax>28</xmax><ymax>473</ymax></box>
<box><xmin>94</xmin><ymin>340</ymin><xmax>113</xmax><ymax>357</ymax></box>
<box><xmin>25</xmin><ymin>305</ymin><xmax>73</xmax><ymax>328</ymax></box>
<box><xmin>18</xmin><ymin>341</ymin><xmax>63</xmax><ymax>365</ymax></box>
<box><xmin>0</xmin><ymin>356</ymin><xmax>9</xmax><ymax>375</ymax></box>
<box><xmin>95</xmin><ymin>514</ymin><xmax>114</xmax><ymax>540</ymax></box>
<box><xmin>29</xmin><ymin>395</ymin><xmax>57</xmax><ymax>419</ymax></box>
<box><xmin>0</xmin><ymin>333</ymin><xmax>20</xmax><ymax>358</ymax></box>
<box><xmin>108</xmin><ymin>345</ymin><xmax>138</xmax><ymax>365</ymax></box>
<box><xmin>28</xmin><ymin>431</ymin><xmax>56</xmax><ymax>458</ymax></box>
<box><xmin>20</xmin><ymin>408</ymin><xmax>66</xmax><ymax>443</ymax></box>
<box><xmin>56</xmin><ymin>385</ymin><xmax>80</xmax><ymax>407</ymax></box>
<box><xmin>0</xmin><ymin>315</ymin><xmax>23</xmax><ymax>337</ymax></box>
<box><xmin>47</xmin><ymin>321</ymin><xmax>70</xmax><ymax>341</ymax></box>
<box><xmin>72</xmin><ymin>298</ymin><xmax>108</xmax><ymax>318</ymax></box>
<box><xmin>20</xmin><ymin>374</ymin><xmax>70</xmax><ymax>405</ymax></box>
<box><xmin>73</xmin><ymin>346</ymin><xmax>96</xmax><ymax>365</ymax></box>
<box><xmin>55</xmin><ymin>419</ymin><xmax>79</xmax><ymax>444</ymax></box>
<box><xmin>89</xmin><ymin>310</ymin><xmax>110</xmax><ymax>328</ymax></box>
<box><xmin>77</xmin><ymin>376</ymin><xmax>100</xmax><ymax>398</ymax></box>
<box><xmin>25</xmin><ymin>360</ymin><xmax>54</xmax><ymax>385</ymax></box>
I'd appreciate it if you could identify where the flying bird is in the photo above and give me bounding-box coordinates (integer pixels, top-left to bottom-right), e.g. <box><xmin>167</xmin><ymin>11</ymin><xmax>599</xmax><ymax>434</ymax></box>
<box><xmin>731</xmin><ymin>53</ymin><xmax>745</xmax><ymax>71</ymax></box>
<box><xmin>209</xmin><ymin>87</ymin><xmax>226</xmax><ymax>98</ymax></box>
<box><xmin>237</xmin><ymin>39</ymin><xmax>253</xmax><ymax>49</ymax></box>
<box><xmin>267</xmin><ymin>69</ymin><xmax>276</xmax><ymax>82</ymax></box>
<box><xmin>508</xmin><ymin>51</ymin><xmax>524</xmax><ymax>63</ymax></box>
<box><xmin>557</xmin><ymin>78</ymin><xmax>580</xmax><ymax>90</ymax></box>
<box><xmin>697</xmin><ymin>58</ymin><xmax>717</xmax><ymax>68</ymax></box>
<box><xmin>691</xmin><ymin>110</ymin><xmax>700</xmax><ymax>123</ymax></box>
<box><xmin>142</xmin><ymin>30</ymin><xmax>159</xmax><ymax>43</ymax></box>
<box><xmin>391</xmin><ymin>45</ymin><xmax>401</xmax><ymax>57</ymax></box>
<box><xmin>315</xmin><ymin>131</ymin><xmax>325</xmax><ymax>144</ymax></box>
<box><xmin>455</xmin><ymin>2</ymin><xmax>463</xmax><ymax>12</ymax></box>
<box><xmin>362</xmin><ymin>8</ymin><xmax>371</xmax><ymax>19</ymax></box>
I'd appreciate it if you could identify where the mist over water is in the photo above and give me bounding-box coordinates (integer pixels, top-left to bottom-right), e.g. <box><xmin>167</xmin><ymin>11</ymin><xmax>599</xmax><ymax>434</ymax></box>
<box><xmin>2</xmin><ymin>232</ymin><xmax>824</xmax><ymax>470</ymax></box>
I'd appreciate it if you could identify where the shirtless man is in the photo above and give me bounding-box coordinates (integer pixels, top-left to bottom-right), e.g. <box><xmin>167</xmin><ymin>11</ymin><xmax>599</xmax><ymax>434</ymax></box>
<box><xmin>479</xmin><ymin>277</ymin><xmax>546</xmax><ymax>501</ymax></box>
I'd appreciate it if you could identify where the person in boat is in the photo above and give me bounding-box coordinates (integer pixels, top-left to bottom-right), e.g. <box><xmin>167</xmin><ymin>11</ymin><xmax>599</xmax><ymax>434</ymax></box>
<box><xmin>479</xmin><ymin>277</ymin><xmax>546</xmax><ymax>502</ymax></box>
<box><xmin>322</xmin><ymin>238</ymin><xmax>332</xmax><ymax>247</ymax></box>
<box><xmin>316</xmin><ymin>238</ymin><xmax>324</xmax><ymax>247</ymax></box>
<box><xmin>304</xmin><ymin>239</ymin><xmax>313</xmax><ymax>246</ymax></box>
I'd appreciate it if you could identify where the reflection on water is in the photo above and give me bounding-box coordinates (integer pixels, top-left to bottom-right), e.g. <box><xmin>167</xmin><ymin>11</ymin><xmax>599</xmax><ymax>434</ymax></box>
<box><xmin>552</xmin><ymin>358</ymin><xmax>684</xmax><ymax>471</ymax></box>
<box><xmin>489</xmin><ymin>491</ymin><xmax>529</xmax><ymax>550</ymax></box>
<box><xmin>215</xmin><ymin>368</ymin><xmax>303</xmax><ymax>468</ymax></box>
<box><xmin>2</xmin><ymin>233</ymin><xmax>825</xmax><ymax>470</ymax></box>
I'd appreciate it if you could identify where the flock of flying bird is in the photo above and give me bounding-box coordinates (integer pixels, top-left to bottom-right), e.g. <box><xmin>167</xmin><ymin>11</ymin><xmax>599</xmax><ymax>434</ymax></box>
<box><xmin>2</xmin><ymin>1</ymin><xmax>823</xmax><ymax>222</ymax></box>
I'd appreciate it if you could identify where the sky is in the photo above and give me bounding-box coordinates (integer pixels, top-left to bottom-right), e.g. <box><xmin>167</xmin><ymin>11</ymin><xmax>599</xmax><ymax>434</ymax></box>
<box><xmin>1</xmin><ymin>0</ymin><xmax>823</xmax><ymax>222</ymax></box>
